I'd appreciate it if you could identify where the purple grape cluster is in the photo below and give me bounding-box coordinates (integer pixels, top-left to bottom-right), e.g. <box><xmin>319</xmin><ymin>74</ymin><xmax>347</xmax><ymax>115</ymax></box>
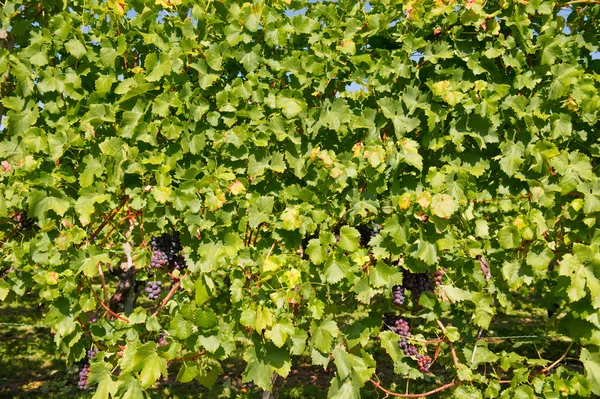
<box><xmin>383</xmin><ymin>314</ymin><xmax>431</xmax><ymax>373</ymax></box>
<box><xmin>15</xmin><ymin>211</ymin><xmax>34</xmax><ymax>231</ymax></box>
<box><xmin>172</xmin><ymin>254</ymin><xmax>186</xmax><ymax>271</ymax></box>
<box><xmin>383</xmin><ymin>315</ymin><xmax>410</xmax><ymax>337</ymax></box>
<box><xmin>150</xmin><ymin>250</ymin><xmax>169</xmax><ymax>268</ymax></box>
<box><xmin>87</xmin><ymin>312</ymin><xmax>100</xmax><ymax>324</ymax></box>
<box><xmin>145</xmin><ymin>281</ymin><xmax>162</xmax><ymax>300</ymax></box>
<box><xmin>384</xmin><ymin>316</ymin><xmax>418</xmax><ymax>356</ymax></box>
<box><xmin>87</xmin><ymin>348</ymin><xmax>99</xmax><ymax>359</ymax></box>
<box><xmin>150</xmin><ymin>233</ymin><xmax>186</xmax><ymax>270</ymax></box>
<box><xmin>403</xmin><ymin>271</ymin><xmax>436</xmax><ymax>301</ymax></box>
<box><xmin>78</xmin><ymin>364</ymin><xmax>90</xmax><ymax>390</ymax></box>
<box><xmin>357</xmin><ymin>223</ymin><xmax>381</xmax><ymax>247</ymax></box>
<box><xmin>77</xmin><ymin>348</ymin><xmax>98</xmax><ymax>390</ymax></box>
<box><xmin>392</xmin><ymin>285</ymin><xmax>405</xmax><ymax>306</ymax></box>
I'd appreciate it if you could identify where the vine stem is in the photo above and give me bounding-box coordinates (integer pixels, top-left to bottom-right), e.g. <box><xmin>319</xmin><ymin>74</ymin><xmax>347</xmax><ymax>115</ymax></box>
<box><xmin>436</xmin><ymin>319</ymin><xmax>459</xmax><ymax>367</ymax></box>
<box><xmin>532</xmin><ymin>341</ymin><xmax>574</xmax><ymax>378</ymax></box>
<box><xmin>97</xmin><ymin>263</ymin><xmax>110</xmax><ymax>304</ymax></box>
<box><xmin>381</xmin><ymin>120</ymin><xmax>392</xmax><ymax>142</ymax></box>
<box><xmin>369</xmin><ymin>378</ymin><xmax>455</xmax><ymax>398</ymax></box>
<box><xmin>170</xmin><ymin>351</ymin><xmax>205</xmax><ymax>363</ymax></box>
<box><xmin>263</xmin><ymin>242</ymin><xmax>276</xmax><ymax>267</ymax></box>
<box><xmin>166</xmin><ymin>271</ymin><xmax>184</xmax><ymax>280</ymax></box>
<box><xmin>252</xmin><ymin>222</ymin><xmax>267</xmax><ymax>246</ymax></box>
<box><xmin>470</xmin><ymin>194</ymin><xmax>530</xmax><ymax>203</ymax></box>
<box><xmin>100</xmin><ymin>213</ymin><xmax>135</xmax><ymax>248</ymax></box>
<box><xmin>557</xmin><ymin>0</ymin><xmax>600</xmax><ymax>6</ymax></box>
<box><xmin>85</xmin><ymin>194</ymin><xmax>129</xmax><ymax>245</ymax></box>
<box><xmin>84</xmin><ymin>276</ymin><xmax>130</xmax><ymax>323</ymax></box>
<box><xmin>152</xmin><ymin>273</ymin><xmax>188</xmax><ymax>317</ymax></box>
<box><xmin>0</xmin><ymin>225</ymin><xmax>18</xmax><ymax>249</ymax></box>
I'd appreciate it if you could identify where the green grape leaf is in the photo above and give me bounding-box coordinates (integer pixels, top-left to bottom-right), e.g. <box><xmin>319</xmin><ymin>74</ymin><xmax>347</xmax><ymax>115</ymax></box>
<box><xmin>338</xmin><ymin>226</ymin><xmax>360</xmax><ymax>252</ymax></box>
<box><xmin>498</xmin><ymin>226</ymin><xmax>521</xmax><ymax>249</ymax></box>
<box><xmin>310</xmin><ymin>318</ymin><xmax>338</xmax><ymax>353</ymax></box>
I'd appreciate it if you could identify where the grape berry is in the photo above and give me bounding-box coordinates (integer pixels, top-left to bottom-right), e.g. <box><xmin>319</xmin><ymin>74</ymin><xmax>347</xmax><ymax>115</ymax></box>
<box><xmin>87</xmin><ymin>312</ymin><xmax>100</xmax><ymax>324</ymax></box>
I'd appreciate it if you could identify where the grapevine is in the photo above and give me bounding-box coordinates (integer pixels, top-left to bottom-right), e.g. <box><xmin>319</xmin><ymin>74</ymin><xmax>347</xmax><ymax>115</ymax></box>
<box><xmin>0</xmin><ymin>1</ymin><xmax>598</xmax><ymax>398</ymax></box>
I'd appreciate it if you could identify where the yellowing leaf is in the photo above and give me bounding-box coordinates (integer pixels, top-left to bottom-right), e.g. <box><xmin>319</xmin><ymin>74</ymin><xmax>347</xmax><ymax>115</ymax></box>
<box><xmin>156</xmin><ymin>0</ymin><xmax>181</xmax><ymax>8</ymax></box>
<box><xmin>416</xmin><ymin>193</ymin><xmax>431</xmax><ymax>209</ymax></box>
<box><xmin>152</xmin><ymin>186</ymin><xmax>172</xmax><ymax>203</ymax></box>
<box><xmin>281</xmin><ymin>207</ymin><xmax>300</xmax><ymax>230</ymax></box>
<box><xmin>228</xmin><ymin>180</ymin><xmax>246</xmax><ymax>195</ymax></box>
<box><xmin>431</xmin><ymin>194</ymin><xmax>457</xmax><ymax>218</ymax></box>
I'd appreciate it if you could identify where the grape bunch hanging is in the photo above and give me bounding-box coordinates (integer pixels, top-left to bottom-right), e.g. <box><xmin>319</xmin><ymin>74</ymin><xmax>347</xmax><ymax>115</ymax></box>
<box><xmin>392</xmin><ymin>285</ymin><xmax>405</xmax><ymax>306</ymax></box>
<box><xmin>150</xmin><ymin>233</ymin><xmax>186</xmax><ymax>271</ymax></box>
<box><xmin>157</xmin><ymin>333</ymin><xmax>168</xmax><ymax>347</ymax></box>
<box><xmin>15</xmin><ymin>210</ymin><xmax>35</xmax><ymax>231</ymax></box>
<box><xmin>383</xmin><ymin>314</ymin><xmax>431</xmax><ymax>373</ymax></box>
<box><xmin>77</xmin><ymin>348</ymin><xmax>98</xmax><ymax>390</ymax></box>
<box><xmin>145</xmin><ymin>281</ymin><xmax>163</xmax><ymax>300</ymax></box>
<box><xmin>392</xmin><ymin>269</ymin><xmax>445</xmax><ymax>306</ymax></box>
<box><xmin>358</xmin><ymin>223</ymin><xmax>381</xmax><ymax>247</ymax></box>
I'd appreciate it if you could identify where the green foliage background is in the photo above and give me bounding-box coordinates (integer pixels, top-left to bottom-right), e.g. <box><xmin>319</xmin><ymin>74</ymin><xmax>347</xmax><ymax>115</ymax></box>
<box><xmin>2</xmin><ymin>0</ymin><xmax>600</xmax><ymax>397</ymax></box>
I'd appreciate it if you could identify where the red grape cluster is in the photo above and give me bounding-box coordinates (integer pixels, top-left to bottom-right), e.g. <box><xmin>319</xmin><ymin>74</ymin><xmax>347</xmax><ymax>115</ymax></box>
<box><xmin>145</xmin><ymin>281</ymin><xmax>163</xmax><ymax>300</ymax></box>
<box><xmin>416</xmin><ymin>354</ymin><xmax>432</xmax><ymax>372</ymax></box>
<box><xmin>157</xmin><ymin>333</ymin><xmax>168</xmax><ymax>347</ymax></box>
<box><xmin>433</xmin><ymin>269</ymin><xmax>445</xmax><ymax>286</ymax></box>
<box><xmin>15</xmin><ymin>211</ymin><xmax>35</xmax><ymax>231</ymax></box>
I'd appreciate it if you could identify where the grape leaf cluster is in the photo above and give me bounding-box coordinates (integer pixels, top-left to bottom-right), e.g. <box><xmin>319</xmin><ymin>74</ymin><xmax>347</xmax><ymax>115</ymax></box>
<box><xmin>145</xmin><ymin>281</ymin><xmax>163</xmax><ymax>300</ymax></box>
<box><xmin>150</xmin><ymin>233</ymin><xmax>186</xmax><ymax>270</ymax></box>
